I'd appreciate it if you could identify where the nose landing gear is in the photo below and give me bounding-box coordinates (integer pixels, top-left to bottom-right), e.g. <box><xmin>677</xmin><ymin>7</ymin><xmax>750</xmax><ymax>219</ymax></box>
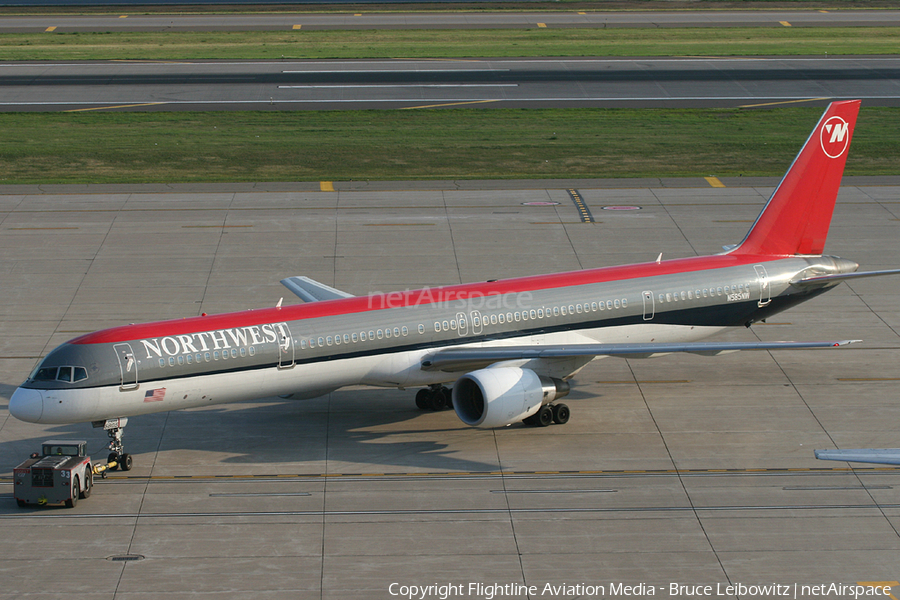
<box><xmin>92</xmin><ymin>417</ymin><xmax>133</xmax><ymax>475</ymax></box>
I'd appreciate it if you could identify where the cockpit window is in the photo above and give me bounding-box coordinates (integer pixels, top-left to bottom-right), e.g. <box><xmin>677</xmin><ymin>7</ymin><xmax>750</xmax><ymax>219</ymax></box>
<box><xmin>30</xmin><ymin>366</ymin><xmax>89</xmax><ymax>384</ymax></box>
<box><xmin>34</xmin><ymin>367</ymin><xmax>58</xmax><ymax>381</ymax></box>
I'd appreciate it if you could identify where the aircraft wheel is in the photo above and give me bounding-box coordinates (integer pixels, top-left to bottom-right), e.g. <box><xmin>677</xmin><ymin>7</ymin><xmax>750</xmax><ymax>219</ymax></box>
<box><xmin>552</xmin><ymin>403</ymin><xmax>570</xmax><ymax>425</ymax></box>
<box><xmin>536</xmin><ymin>406</ymin><xmax>553</xmax><ymax>427</ymax></box>
<box><xmin>108</xmin><ymin>452</ymin><xmax>120</xmax><ymax>471</ymax></box>
<box><xmin>427</xmin><ymin>393</ymin><xmax>444</xmax><ymax>411</ymax></box>
<box><xmin>120</xmin><ymin>454</ymin><xmax>133</xmax><ymax>472</ymax></box>
<box><xmin>439</xmin><ymin>387</ymin><xmax>453</xmax><ymax>410</ymax></box>
<box><xmin>415</xmin><ymin>389</ymin><xmax>430</xmax><ymax>410</ymax></box>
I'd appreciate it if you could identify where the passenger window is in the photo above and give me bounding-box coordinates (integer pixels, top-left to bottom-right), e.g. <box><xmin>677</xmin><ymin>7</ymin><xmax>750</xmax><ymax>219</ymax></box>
<box><xmin>417</xmin><ymin>324</ymin><xmax>425</xmax><ymax>334</ymax></box>
<box><xmin>369</xmin><ymin>331</ymin><xmax>375</xmax><ymax>340</ymax></box>
<box><xmin>385</xmin><ymin>328</ymin><xmax>392</xmax><ymax>338</ymax></box>
<box><xmin>326</xmin><ymin>336</ymin><xmax>333</xmax><ymax>346</ymax></box>
<box><xmin>568</xmin><ymin>305</ymin><xmax>575</xmax><ymax>314</ymax></box>
<box><xmin>401</xmin><ymin>326</ymin><xmax>408</xmax><ymax>336</ymax></box>
<box><xmin>178</xmin><ymin>356</ymin><xmax>185</xmax><ymax>365</ymax></box>
<box><xmin>514</xmin><ymin>312</ymin><xmax>521</xmax><ymax>322</ymax></box>
<box><xmin>159</xmin><ymin>358</ymin><xmax>166</xmax><ymax>368</ymax></box>
<box><xmin>614</xmin><ymin>299</ymin><xmax>621</xmax><ymax>309</ymax></box>
<box><xmin>561</xmin><ymin>306</ymin><xmax>567</xmax><ymax>316</ymax></box>
<box><xmin>606</xmin><ymin>301</ymin><xmax>613</xmax><ymax>310</ymax></box>
<box><xmin>688</xmin><ymin>290</ymin><xmax>693</xmax><ymax>300</ymax></box>
<box><xmin>538</xmin><ymin>309</ymin><xmax>544</xmax><ymax>318</ymax></box>
<box><xmin>591</xmin><ymin>302</ymin><xmax>598</xmax><ymax>311</ymax></box>
<box><xmin>576</xmin><ymin>304</ymin><xmax>583</xmax><ymax>314</ymax></box>
<box><xmin>553</xmin><ymin>306</ymin><xmax>560</xmax><ymax>316</ymax></box>
<box><xmin>377</xmin><ymin>329</ymin><xmax>384</xmax><ymax>339</ymax></box>
<box><xmin>361</xmin><ymin>332</ymin><xmax>367</xmax><ymax>341</ymax></box>
<box><xmin>434</xmin><ymin>322</ymin><xmax>441</xmax><ymax>332</ymax></box>
<box><xmin>213</xmin><ymin>352</ymin><xmax>219</xmax><ymax>361</ymax></box>
<box><xmin>449</xmin><ymin>321</ymin><xmax>456</xmax><ymax>331</ymax></box>
<box><xmin>240</xmin><ymin>348</ymin><xmax>246</xmax><ymax>357</ymax></box>
<box><xmin>318</xmin><ymin>337</ymin><xmax>325</xmax><ymax>347</ymax></box>
<box><xmin>394</xmin><ymin>327</ymin><xmax>400</xmax><ymax>337</ymax></box>
<box><xmin>170</xmin><ymin>357</ymin><xmax>177</xmax><ymax>366</ymax></box>
<box><xmin>74</xmin><ymin>367</ymin><xmax>88</xmax><ymax>382</ymax></box>
<box><xmin>186</xmin><ymin>354</ymin><xmax>193</xmax><ymax>364</ymax></box>
<box><xmin>334</xmin><ymin>335</ymin><xmax>341</xmax><ymax>345</ymax></box>
<box><xmin>344</xmin><ymin>334</ymin><xmax>350</xmax><ymax>344</ymax></box>
<box><xmin>352</xmin><ymin>333</ymin><xmax>359</xmax><ymax>343</ymax></box>
<box><xmin>301</xmin><ymin>339</ymin><xmax>308</xmax><ymax>349</ymax></box>
<box><xmin>248</xmin><ymin>347</ymin><xmax>255</xmax><ymax>357</ymax></box>
<box><xmin>530</xmin><ymin>310</ymin><xmax>537</xmax><ymax>319</ymax></box>
<box><xmin>622</xmin><ymin>298</ymin><xmax>627</xmax><ymax>308</ymax></box>
<box><xmin>490</xmin><ymin>314</ymin><xmax>498</xmax><ymax>324</ymax></box>
<box><xmin>506</xmin><ymin>312</ymin><xmax>513</xmax><ymax>323</ymax></box>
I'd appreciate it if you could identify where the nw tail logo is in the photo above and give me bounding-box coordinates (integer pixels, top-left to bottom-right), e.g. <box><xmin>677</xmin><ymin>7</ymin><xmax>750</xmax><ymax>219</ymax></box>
<box><xmin>820</xmin><ymin>116</ymin><xmax>850</xmax><ymax>158</ymax></box>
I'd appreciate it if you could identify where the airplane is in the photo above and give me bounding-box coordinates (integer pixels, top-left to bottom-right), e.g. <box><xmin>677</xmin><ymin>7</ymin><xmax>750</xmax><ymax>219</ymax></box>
<box><xmin>815</xmin><ymin>449</ymin><xmax>900</xmax><ymax>466</ymax></box>
<box><xmin>9</xmin><ymin>99</ymin><xmax>898</xmax><ymax>471</ymax></box>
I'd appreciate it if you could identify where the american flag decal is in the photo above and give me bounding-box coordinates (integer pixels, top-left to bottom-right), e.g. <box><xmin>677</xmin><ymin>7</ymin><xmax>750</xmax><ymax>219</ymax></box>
<box><xmin>144</xmin><ymin>388</ymin><xmax>166</xmax><ymax>402</ymax></box>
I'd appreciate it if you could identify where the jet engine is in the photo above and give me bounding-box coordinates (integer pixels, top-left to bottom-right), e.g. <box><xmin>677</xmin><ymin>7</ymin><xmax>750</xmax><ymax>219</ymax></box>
<box><xmin>452</xmin><ymin>367</ymin><xmax>569</xmax><ymax>428</ymax></box>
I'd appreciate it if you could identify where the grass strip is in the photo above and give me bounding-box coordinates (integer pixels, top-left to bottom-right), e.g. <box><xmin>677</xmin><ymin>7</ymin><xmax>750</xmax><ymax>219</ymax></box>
<box><xmin>0</xmin><ymin>107</ymin><xmax>897</xmax><ymax>184</ymax></box>
<box><xmin>1</xmin><ymin>27</ymin><xmax>898</xmax><ymax>61</ymax></box>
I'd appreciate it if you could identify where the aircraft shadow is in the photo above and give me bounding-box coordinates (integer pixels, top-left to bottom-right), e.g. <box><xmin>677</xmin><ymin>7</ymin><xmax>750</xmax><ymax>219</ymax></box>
<box><xmin>0</xmin><ymin>385</ymin><xmax>503</xmax><ymax>478</ymax></box>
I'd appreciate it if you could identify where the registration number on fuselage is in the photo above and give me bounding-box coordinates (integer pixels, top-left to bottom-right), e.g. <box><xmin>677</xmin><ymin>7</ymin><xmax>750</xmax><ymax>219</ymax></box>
<box><xmin>727</xmin><ymin>291</ymin><xmax>751</xmax><ymax>302</ymax></box>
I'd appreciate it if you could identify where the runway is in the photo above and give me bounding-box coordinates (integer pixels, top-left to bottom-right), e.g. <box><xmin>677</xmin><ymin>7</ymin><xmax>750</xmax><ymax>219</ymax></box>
<box><xmin>1</xmin><ymin>179</ymin><xmax>899</xmax><ymax>597</ymax></box>
<box><xmin>1</xmin><ymin>10</ymin><xmax>899</xmax><ymax>32</ymax></box>
<box><xmin>4</xmin><ymin>56</ymin><xmax>900</xmax><ymax>111</ymax></box>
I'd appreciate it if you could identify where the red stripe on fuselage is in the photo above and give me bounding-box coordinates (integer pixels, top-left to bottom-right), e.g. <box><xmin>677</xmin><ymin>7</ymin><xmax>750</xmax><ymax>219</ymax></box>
<box><xmin>71</xmin><ymin>253</ymin><xmax>773</xmax><ymax>346</ymax></box>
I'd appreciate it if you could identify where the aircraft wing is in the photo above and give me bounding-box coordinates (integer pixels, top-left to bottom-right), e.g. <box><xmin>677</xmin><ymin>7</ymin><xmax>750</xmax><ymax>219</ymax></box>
<box><xmin>280</xmin><ymin>276</ymin><xmax>355</xmax><ymax>302</ymax></box>
<box><xmin>815</xmin><ymin>449</ymin><xmax>900</xmax><ymax>466</ymax></box>
<box><xmin>420</xmin><ymin>340</ymin><xmax>858</xmax><ymax>372</ymax></box>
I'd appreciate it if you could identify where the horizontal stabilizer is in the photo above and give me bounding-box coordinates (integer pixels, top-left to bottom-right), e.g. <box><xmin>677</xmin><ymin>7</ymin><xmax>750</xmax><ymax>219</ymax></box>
<box><xmin>815</xmin><ymin>448</ymin><xmax>900</xmax><ymax>466</ymax></box>
<box><xmin>791</xmin><ymin>268</ymin><xmax>900</xmax><ymax>287</ymax></box>
<box><xmin>280</xmin><ymin>276</ymin><xmax>355</xmax><ymax>303</ymax></box>
<box><xmin>421</xmin><ymin>340</ymin><xmax>858</xmax><ymax>372</ymax></box>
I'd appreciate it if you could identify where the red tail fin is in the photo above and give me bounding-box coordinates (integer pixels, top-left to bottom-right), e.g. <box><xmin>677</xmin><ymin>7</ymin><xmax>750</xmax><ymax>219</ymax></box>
<box><xmin>732</xmin><ymin>100</ymin><xmax>861</xmax><ymax>256</ymax></box>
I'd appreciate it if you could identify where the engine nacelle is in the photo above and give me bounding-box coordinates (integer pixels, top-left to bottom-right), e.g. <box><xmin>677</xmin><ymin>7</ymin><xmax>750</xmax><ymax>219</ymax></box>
<box><xmin>452</xmin><ymin>367</ymin><xmax>569</xmax><ymax>428</ymax></box>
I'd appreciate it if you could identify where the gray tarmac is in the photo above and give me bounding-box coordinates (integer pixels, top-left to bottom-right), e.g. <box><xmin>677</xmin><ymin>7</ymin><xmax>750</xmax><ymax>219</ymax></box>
<box><xmin>4</xmin><ymin>56</ymin><xmax>900</xmax><ymax>111</ymax></box>
<box><xmin>1</xmin><ymin>10</ymin><xmax>899</xmax><ymax>32</ymax></box>
<box><xmin>1</xmin><ymin>178</ymin><xmax>900</xmax><ymax>599</ymax></box>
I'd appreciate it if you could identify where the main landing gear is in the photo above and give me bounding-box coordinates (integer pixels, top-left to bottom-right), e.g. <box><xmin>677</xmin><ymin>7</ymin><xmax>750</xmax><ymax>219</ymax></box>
<box><xmin>415</xmin><ymin>385</ymin><xmax>453</xmax><ymax>411</ymax></box>
<box><xmin>92</xmin><ymin>417</ymin><xmax>133</xmax><ymax>475</ymax></box>
<box><xmin>522</xmin><ymin>403</ymin><xmax>570</xmax><ymax>427</ymax></box>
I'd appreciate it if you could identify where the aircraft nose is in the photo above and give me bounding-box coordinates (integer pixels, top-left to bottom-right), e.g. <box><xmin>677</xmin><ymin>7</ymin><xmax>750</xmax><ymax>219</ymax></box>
<box><xmin>9</xmin><ymin>387</ymin><xmax>43</xmax><ymax>423</ymax></box>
